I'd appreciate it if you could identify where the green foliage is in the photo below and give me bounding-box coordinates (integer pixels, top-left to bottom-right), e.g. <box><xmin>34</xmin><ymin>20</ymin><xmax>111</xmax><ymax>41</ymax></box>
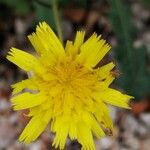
<box><xmin>0</xmin><ymin>0</ymin><xmax>32</xmax><ymax>14</ymax></box>
<box><xmin>108</xmin><ymin>0</ymin><xmax>150</xmax><ymax>100</ymax></box>
<box><xmin>141</xmin><ymin>0</ymin><xmax>150</xmax><ymax>8</ymax></box>
<box><xmin>33</xmin><ymin>1</ymin><xmax>56</xmax><ymax>30</ymax></box>
<box><xmin>0</xmin><ymin>0</ymin><xmax>88</xmax><ymax>33</ymax></box>
<box><xmin>0</xmin><ymin>0</ymin><xmax>56</xmax><ymax>30</ymax></box>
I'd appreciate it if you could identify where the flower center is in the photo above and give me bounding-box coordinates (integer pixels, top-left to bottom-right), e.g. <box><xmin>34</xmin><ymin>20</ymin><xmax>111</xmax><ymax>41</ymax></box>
<box><xmin>54</xmin><ymin>58</ymin><xmax>81</xmax><ymax>86</ymax></box>
<box><xmin>50</xmin><ymin>57</ymin><xmax>98</xmax><ymax>92</ymax></box>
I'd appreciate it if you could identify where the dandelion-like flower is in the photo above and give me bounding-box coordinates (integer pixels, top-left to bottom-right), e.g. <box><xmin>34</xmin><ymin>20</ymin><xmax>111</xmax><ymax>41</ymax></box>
<box><xmin>7</xmin><ymin>22</ymin><xmax>133</xmax><ymax>150</ymax></box>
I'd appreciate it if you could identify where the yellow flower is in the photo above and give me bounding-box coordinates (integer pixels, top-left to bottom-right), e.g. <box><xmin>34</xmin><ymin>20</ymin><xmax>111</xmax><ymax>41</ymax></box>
<box><xmin>7</xmin><ymin>22</ymin><xmax>133</xmax><ymax>150</ymax></box>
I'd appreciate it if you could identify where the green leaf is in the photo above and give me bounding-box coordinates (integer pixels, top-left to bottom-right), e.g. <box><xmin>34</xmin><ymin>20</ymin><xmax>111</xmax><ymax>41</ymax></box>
<box><xmin>33</xmin><ymin>1</ymin><xmax>56</xmax><ymax>30</ymax></box>
<box><xmin>107</xmin><ymin>0</ymin><xmax>150</xmax><ymax>99</ymax></box>
<box><xmin>0</xmin><ymin>0</ymin><xmax>31</xmax><ymax>15</ymax></box>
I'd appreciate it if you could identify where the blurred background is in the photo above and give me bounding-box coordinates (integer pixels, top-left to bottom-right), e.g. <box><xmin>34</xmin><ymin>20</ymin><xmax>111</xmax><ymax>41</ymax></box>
<box><xmin>0</xmin><ymin>0</ymin><xmax>150</xmax><ymax>149</ymax></box>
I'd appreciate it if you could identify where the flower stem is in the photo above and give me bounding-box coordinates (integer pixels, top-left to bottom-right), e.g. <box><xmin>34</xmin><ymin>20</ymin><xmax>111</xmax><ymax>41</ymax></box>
<box><xmin>52</xmin><ymin>0</ymin><xmax>63</xmax><ymax>43</ymax></box>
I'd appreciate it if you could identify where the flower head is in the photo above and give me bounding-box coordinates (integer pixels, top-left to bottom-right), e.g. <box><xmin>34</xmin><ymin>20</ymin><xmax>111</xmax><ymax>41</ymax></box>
<box><xmin>7</xmin><ymin>22</ymin><xmax>133</xmax><ymax>150</ymax></box>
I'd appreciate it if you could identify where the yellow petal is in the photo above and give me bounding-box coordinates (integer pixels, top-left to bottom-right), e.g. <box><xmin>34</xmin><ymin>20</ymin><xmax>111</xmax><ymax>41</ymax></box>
<box><xmin>28</xmin><ymin>106</ymin><xmax>40</xmax><ymax>117</ymax></box>
<box><xmin>76</xmin><ymin>33</ymin><xmax>99</xmax><ymax>63</ymax></box>
<box><xmin>12</xmin><ymin>78</ymin><xmax>38</xmax><ymax>94</ymax></box>
<box><xmin>19</xmin><ymin>111</ymin><xmax>51</xmax><ymax>143</ymax></box>
<box><xmin>94</xmin><ymin>102</ymin><xmax>113</xmax><ymax>130</ymax></box>
<box><xmin>90</xmin><ymin>115</ymin><xmax>105</xmax><ymax>139</ymax></box>
<box><xmin>11</xmin><ymin>92</ymin><xmax>46</xmax><ymax>110</ymax></box>
<box><xmin>74</xmin><ymin>31</ymin><xmax>85</xmax><ymax>49</ymax></box>
<box><xmin>28</xmin><ymin>22</ymin><xmax>65</xmax><ymax>59</ymax></box>
<box><xmin>95</xmin><ymin>62</ymin><xmax>115</xmax><ymax>80</ymax></box>
<box><xmin>7</xmin><ymin>48</ymin><xmax>46</xmax><ymax>77</ymax></box>
<box><xmin>66</xmin><ymin>31</ymin><xmax>85</xmax><ymax>56</ymax></box>
<box><xmin>96</xmin><ymin>88</ymin><xmax>133</xmax><ymax>108</ymax></box>
<box><xmin>103</xmin><ymin>74</ymin><xmax>115</xmax><ymax>87</ymax></box>
<box><xmin>82</xmin><ymin>112</ymin><xmax>105</xmax><ymax>139</ymax></box>
<box><xmin>94</xmin><ymin>74</ymin><xmax>115</xmax><ymax>92</ymax></box>
<box><xmin>77</xmin><ymin>121</ymin><xmax>95</xmax><ymax>150</ymax></box>
<box><xmin>76</xmin><ymin>33</ymin><xmax>111</xmax><ymax>68</ymax></box>
<box><xmin>52</xmin><ymin>116</ymin><xmax>69</xmax><ymax>149</ymax></box>
<box><xmin>65</xmin><ymin>40</ymin><xmax>74</xmax><ymax>55</ymax></box>
<box><xmin>7</xmin><ymin>48</ymin><xmax>38</xmax><ymax>71</ymax></box>
<box><xmin>69</xmin><ymin>121</ymin><xmax>77</xmax><ymax>140</ymax></box>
